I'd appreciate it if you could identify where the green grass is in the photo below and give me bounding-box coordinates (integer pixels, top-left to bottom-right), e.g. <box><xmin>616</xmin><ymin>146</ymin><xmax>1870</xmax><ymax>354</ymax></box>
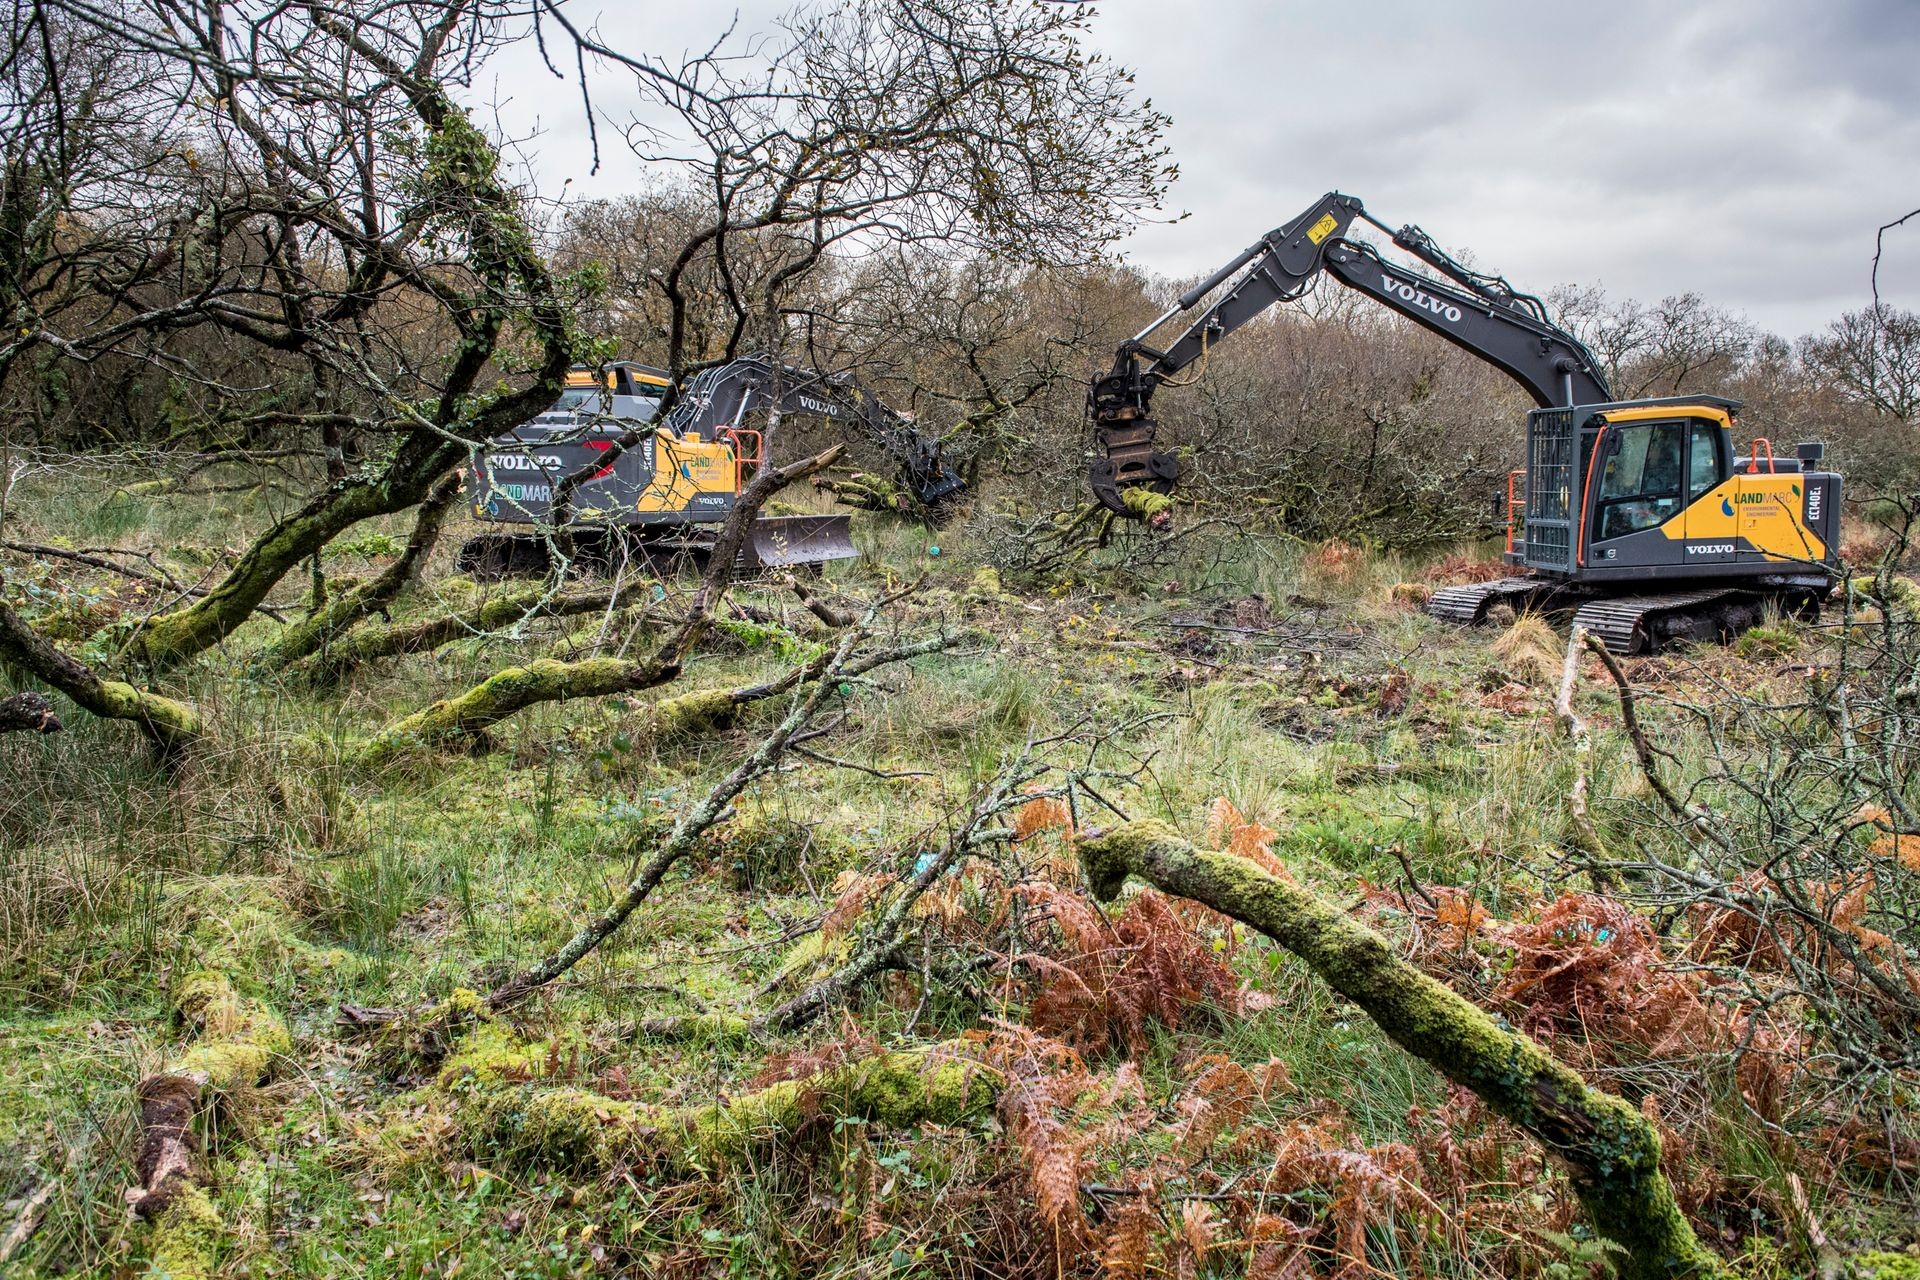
<box><xmin>2</xmin><ymin>464</ymin><xmax>1912</xmax><ymax>1277</ymax></box>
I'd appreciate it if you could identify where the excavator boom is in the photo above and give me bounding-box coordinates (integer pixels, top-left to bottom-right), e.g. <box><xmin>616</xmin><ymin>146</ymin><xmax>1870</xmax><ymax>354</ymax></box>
<box><xmin>1089</xmin><ymin>192</ymin><xmax>1608</xmax><ymax>514</ymax></box>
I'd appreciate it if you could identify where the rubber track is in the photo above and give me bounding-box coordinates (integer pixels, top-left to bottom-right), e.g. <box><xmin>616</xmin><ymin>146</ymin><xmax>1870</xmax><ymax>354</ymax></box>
<box><xmin>1570</xmin><ymin>589</ymin><xmax>1741</xmax><ymax>656</ymax></box>
<box><xmin>1427</xmin><ymin>577</ymin><xmax>1557</xmax><ymax>626</ymax></box>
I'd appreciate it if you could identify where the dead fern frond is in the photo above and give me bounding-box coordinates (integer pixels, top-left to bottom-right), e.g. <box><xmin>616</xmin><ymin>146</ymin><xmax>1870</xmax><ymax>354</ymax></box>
<box><xmin>1098</xmin><ymin>1190</ymin><xmax>1154</xmax><ymax>1280</ymax></box>
<box><xmin>1015</xmin><ymin>796</ymin><xmax>1075</xmax><ymax>839</ymax></box>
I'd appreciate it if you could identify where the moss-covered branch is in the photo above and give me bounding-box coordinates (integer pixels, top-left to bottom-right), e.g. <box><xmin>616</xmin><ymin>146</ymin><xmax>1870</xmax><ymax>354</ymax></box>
<box><xmin>257</xmin><ymin>469</ymin><xmax>465</xmax><ymax>671</ymax></box>
<box><xmin>0</xmin><ymin>599</ymin><xmax>200</xmax><ymax>756</ymax></box>
<box><xmin>1076</xmin><ymin>821</ymin><xmax>1731</xmax><ymax>1280</ymax></box>
<box><xmin>304</xmin><ymin>579</ymin><xmax>653</xmax><ymax>684</ymax></box>
<box><xmin>351</xmin><ymin>649</ymin><xmax>681</xmax><ymax>767</ymax></box>
<box><xmin>435</xmin><ymin>1026</ymin><xmax>994</xmax><ymax>1176</ymax></box>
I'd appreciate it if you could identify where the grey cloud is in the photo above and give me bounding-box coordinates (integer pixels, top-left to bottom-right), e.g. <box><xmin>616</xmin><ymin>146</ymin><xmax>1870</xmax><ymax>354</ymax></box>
<box><xmin>493</xmin><ymin>0</ymin><xmax>1920</xmax><ymax>340</ymax></box>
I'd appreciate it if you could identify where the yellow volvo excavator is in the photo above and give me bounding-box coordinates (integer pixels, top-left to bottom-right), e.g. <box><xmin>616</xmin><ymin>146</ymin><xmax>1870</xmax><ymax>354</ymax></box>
<box><xmin>459</xmin><ymin>355</ymin><xmax>964</xmax><ymax>579</ymax></box>
<box><xmin>1089</xmin><ymin>192</ymin><xmax>1841</xmax><ymax>653</ymax></box>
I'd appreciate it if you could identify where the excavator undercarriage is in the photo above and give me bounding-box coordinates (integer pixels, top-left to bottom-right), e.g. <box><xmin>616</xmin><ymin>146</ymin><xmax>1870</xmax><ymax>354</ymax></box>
<box><xmin>1428</xmin><ymin>579</ymin><xmax>1826</xmax><ymax>655</ymax></box>
<box><xmin>454</xmin><ymin>515</ymin><xmax>859</xmax><ymax>582</ymax></box>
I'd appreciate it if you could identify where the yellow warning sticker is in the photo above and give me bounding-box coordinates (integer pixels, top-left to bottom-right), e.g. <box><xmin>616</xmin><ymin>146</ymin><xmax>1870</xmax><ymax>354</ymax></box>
<box><xmin>1306</xmin><ymin>213</ymin><xmax>1339</xmax><ymax>245</ymax></box>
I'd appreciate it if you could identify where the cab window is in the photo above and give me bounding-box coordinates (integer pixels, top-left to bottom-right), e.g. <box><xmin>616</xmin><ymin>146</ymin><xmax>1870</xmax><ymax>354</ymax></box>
<box><xmin>1687</xmin><ymin>421</ymin><xmax>1722</xmax><ymax>503</ymax></box>
<box><xmin>1594</xmin><ymin>420</ymin><xmax>1684</xmax><ymax>541</ymax></box>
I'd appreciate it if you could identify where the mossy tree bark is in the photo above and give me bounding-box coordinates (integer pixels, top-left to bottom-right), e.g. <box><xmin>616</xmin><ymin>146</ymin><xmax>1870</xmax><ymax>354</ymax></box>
<box><xmin>1076</xmin><ymin>821</ymin><xmax>1732</xmax><ymax>1280</ymax></box>
<box><xmin>436</xmin><ymin>1026</ymin><xmax>995</xmax><ymax>1176</ymax></box>
<box><xmin>257</xmin><ymin>469</ymin><xmax>466</xmax><ymax>671</ymax></box>
<box><xmin>303</xmin><ymin>579</ymin><xmax>653</xmax><ymax>685</ymax></box>
<box><xmin>351</xmin><ymin>650</ymin><xmax>685</xmax><ymax>766</ymax></box>
<box><xmin>0</xmin><ymin>599</ymin><xmax>200</xmax><ymax>757</ymax></box>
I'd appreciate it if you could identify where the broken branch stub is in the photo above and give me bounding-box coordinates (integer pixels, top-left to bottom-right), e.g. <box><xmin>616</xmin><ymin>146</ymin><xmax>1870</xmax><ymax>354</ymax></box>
<box><xmin>0</xmin><ymin>691</ymin><xmax>61</xmax><ymax>734</ymax></box>
<box><xmin>1076</xmin><ymin>820</ymin><xmax>1730</xmax><ymax>1280</ymax></box>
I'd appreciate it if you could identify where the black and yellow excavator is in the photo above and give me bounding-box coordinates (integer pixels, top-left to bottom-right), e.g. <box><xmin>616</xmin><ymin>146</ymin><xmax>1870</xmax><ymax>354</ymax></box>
<box><xmin>459</xmin><ymin>355</ymin><xmax>964</xmax><ymax>579</ymax></box>
<box><xmin>1089</xmin><ymin>191</ymin><xmax>1842</xmax><ymax>653</ymax></box>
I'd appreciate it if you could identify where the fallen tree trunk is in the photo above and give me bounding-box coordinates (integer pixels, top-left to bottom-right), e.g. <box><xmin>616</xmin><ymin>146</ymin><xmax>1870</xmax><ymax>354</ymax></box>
<box><xmin>437</xmin><ymin>1026</ymin><xmax>993</xmax><ymax>1175</ymax></box>
<box><xmin>0</xmin><ymin>601</ymin><xmax>200</xmax><ymax>757</ymax></box>
<box><xmin>305</xmin><ymin>579</ymin><xmax>652</xmax><ymax>684</ymax></box>
<box><xmin>1075</xmin><ymin>821</ymin><xmax>1730</xmax><ymax>1280</ymax></box>
<box><xmin>351</xmin><ymin>649</ymin><xmax>681</xmax><ymax>767</ymax></box>
<box><xmin>133</xmin><ymin>973</ymin><xmax>292</xmax><ymax>1222</ymax></box>
<box><xmin>258</xmin><ymin>469</ymin><xmax>465</xmax><ymax>671</ymax></box>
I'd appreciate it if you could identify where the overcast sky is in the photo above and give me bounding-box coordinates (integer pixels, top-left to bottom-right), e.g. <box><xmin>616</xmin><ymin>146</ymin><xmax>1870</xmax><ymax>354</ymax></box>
<box><xmin>489</xmin><ymin>0</ymin><xmax>1920</xmax><ymax>341</ymax></box>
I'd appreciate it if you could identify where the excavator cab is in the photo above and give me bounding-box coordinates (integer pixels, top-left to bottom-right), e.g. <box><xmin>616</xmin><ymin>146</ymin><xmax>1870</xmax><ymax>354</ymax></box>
<box><xmin>1509</xmin><ymin>396</ymin><xmax>1841</xmax><ymax>593</ymax></box>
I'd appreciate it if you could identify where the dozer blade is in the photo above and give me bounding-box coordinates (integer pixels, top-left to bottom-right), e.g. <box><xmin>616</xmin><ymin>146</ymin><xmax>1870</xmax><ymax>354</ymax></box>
<box><xmin>745</xmin><ymin>514</ymin><xmax>859</xmax><ymax>569</ymax></box>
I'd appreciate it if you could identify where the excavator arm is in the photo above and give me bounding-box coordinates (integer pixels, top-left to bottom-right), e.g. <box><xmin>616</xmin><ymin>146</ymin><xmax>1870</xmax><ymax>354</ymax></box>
<box><xmin>1089</xmin><ymin>191</ymin><xmax>1610</xmax><ymax>515</ymax></box>
<box><xmin>670</xmin><ymin>355</ymin><xmax>966</xmax><ymax>508</ymax></box>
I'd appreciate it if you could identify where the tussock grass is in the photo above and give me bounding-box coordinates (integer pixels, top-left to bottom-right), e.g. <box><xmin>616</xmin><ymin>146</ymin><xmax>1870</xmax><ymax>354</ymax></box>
<box><xmin>2</xmin><ymin>464</ymin><xmax>1911</xmax><ymax>1277</ymax></box>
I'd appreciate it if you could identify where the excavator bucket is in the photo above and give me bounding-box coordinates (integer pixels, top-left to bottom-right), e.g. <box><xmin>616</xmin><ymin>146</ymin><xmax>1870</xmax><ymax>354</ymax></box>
<box><xmin>745</xmin><ymin>514</ymin><xmax>860</xmax><ymax>570</ymax></box>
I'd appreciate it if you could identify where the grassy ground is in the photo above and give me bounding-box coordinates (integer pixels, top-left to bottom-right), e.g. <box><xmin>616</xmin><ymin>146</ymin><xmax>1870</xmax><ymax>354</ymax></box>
<box><xmin>2</xmin><ymin>465</ymin><xmax>1914</xmax><ymax>1278</ymax></box>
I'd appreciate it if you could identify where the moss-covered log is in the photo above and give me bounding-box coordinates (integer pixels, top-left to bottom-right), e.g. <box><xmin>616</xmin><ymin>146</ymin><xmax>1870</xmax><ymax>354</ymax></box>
<box><xmin>0</xmin><ymin>600</ymin><xmax>200</xmax><ymax>756</ymax></box>
<box><xmin>257</xmin><ymin>469</ymin><xmax>465</xmax><ymax>671</ymax></box>
<box><xmin>303</xmin><ymin>580</ymin><xmax>652</xmax><ymax>684</ymax></box>
<box><xmin>128</xmin><ymin>878</ymin><xmax>313</xmax><ymax>1277</ymax></box>
<box><xmin>351</xmin><ymin>650</ymin><xmax>680</xmax><ymax>766</ymax></box>
<box><xmin>132</xmin><ymin>972</ymin><xmax>292</xmax><ymax>1220</ymax></box>
<box><xmin>437</xmin><ymin>1026</ymin><xmax>994</xmax><ymax>1175</ymax></box>
<box><xmin>1077</xmin><ymin>821</ymin><xmax>1731</xmax><ymax>1280</ymax></box>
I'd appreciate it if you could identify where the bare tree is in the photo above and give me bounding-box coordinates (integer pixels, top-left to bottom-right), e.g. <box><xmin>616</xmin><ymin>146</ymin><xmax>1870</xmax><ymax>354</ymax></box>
<box><xmin>1804</xmin><ymin>304</ymin><xmax>1920</xmax><ymax>424</ymax></box>
<box><xmin>1554</xmin><ymin>285</ymin><xmax>1755</xmax><ymax>398</ymax></box>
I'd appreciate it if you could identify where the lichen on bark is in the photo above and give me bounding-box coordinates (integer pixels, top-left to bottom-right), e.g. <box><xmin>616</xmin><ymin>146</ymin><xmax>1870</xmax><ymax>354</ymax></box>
<box><xmin>1077</xmin><ymin>820</ymin><xmax>1731</xmax><ymax>1280</ymax></box>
